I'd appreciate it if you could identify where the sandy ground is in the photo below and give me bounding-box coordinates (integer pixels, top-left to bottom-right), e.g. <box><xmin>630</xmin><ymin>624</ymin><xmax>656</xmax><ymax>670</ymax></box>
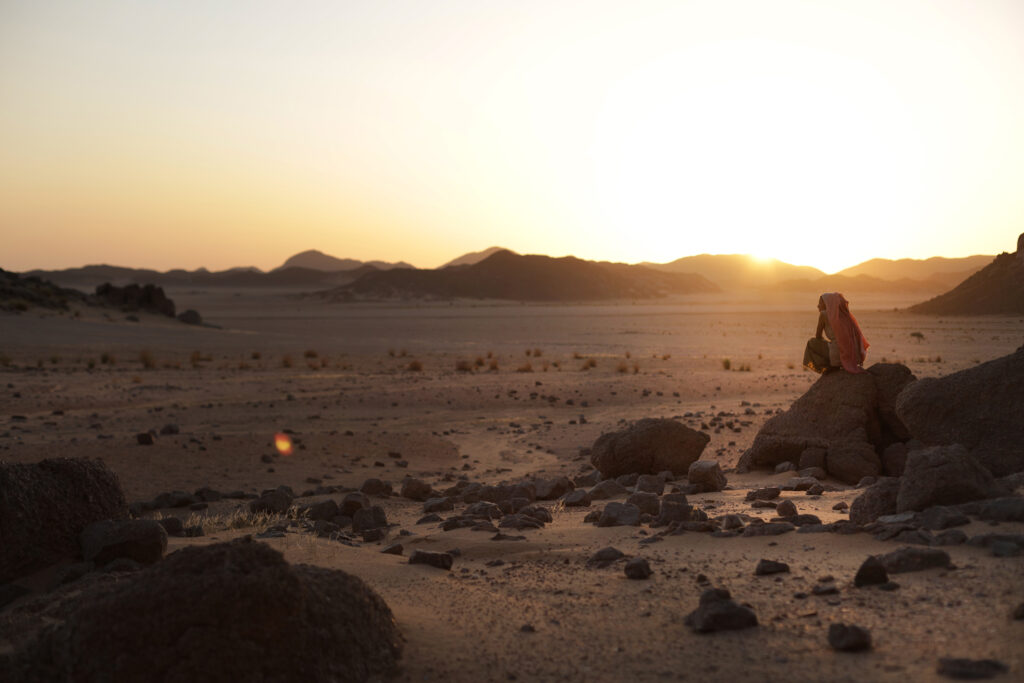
<box><xmin>1</xmin><ymin>289</ymin><xmax>1022</xmax><ymax>682</ymax></box>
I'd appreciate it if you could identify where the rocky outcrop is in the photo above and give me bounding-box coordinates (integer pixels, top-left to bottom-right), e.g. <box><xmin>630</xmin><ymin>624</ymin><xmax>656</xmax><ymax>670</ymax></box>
<box><xmin>738</xmin><ymin>364</ymin><xmax>915</xmax><ymax>483</ymax></box>
<box><xmin>2</xmin><ymin>538</ymin><xmax>402</xmax><ymax>682</ymax></box>
<box><xmin>896</xmin><ymin>445</ymin><xmax>1007</xmax><ymax>512</ymax></box>
<box><xmin>907</xmin><ymin>245</ymin><xmax>1024</xmax><ymax>315</ymax></box>
<box><xmin>0</xmin><ymin>458</ymin><xmax>127</xmax><ymax>583</ymax></box>
<box><xmin>590</xmin><ymin>418</ymin><xmax>710</xmax><ymax>478</ymax></box>
<box><xmin>895</xmin><ymin>346</ymin><xmax>1024</xmax><ymax>476</ymax></box>
<box><xmin>94</xmin><ymin>283</ymin><xmax>176</xmax><ymax>317</ymax></box>
<box><xmin>849</xmin><ymin>478</ymin><xmax>900</xmax><ymax>525</ymax></box>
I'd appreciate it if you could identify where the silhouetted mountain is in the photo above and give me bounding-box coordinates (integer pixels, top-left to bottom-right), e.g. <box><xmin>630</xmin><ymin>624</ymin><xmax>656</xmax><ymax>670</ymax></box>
<box><xmin>276</xmin><ymin>249</ymin><xmax>412</xmax><ymax>272</ymax></box>
<box><xmin>908</xmin><ymin>239</ymin><xmax>1024</xmax><ymax>315</ymax></box>
<box><xmin>836</xmin><ymin>255</ymin><xmax>992</xmax><ymax>283</ymax></box>
<box><xmin>641</xmin><ymin>254</ymin><xmax>825</xmax><ymax>289</ymax></box>
<box><xmin>773</xmin><ymin>273</ymin><xmax>960</xmax><ymax>294</ymax></box>
<box><xmin>1</xmin><ymin>268</ymin><xmax>89</xmax><ymax>311</ymax></box>
<box><xmin>324</xmin><ymin>250</ymin><xmax>718</xmax><ymax>302</ymax></box>
<box><xmin>440</xmin><ymin>246</ymin><xmax>513</xmax><ymax>269</ymax></box>
<box><xmin>26</xmin><ymin>264</ymin><xmax>373</xmax><ymax>289</ymax></box>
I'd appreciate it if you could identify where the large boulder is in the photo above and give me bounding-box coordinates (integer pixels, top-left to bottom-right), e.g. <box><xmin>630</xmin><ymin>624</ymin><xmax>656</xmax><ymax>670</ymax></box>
<box><xmin>0</xmin><ymin>458</ymin><xmax>127</xmax><ymax>583</ymax></box>
<box><xmin>738</xmin><ymin>364</ymin><xmax>915</xmax><ymax>480</ymax></box>
<box><xmin>2</xmin><ymin>538</ymin><xmax>402</xmax><ymax>682</ymax></box>
<box><xmin>897</xmin><ymin>445</ymin><xmax>1007</xmax><ymax>512</ymax></box>
<box><xmin>849</xmin><ymin>477</ymin><xmax>901</xmax><ymax>525</ymax></box>
<box><xmin>895</xmin><ymin>346</ymin><xmax>1024</xmax><ymax>476</ymax></box>
<box><xmin>687</xmin><ymin>460</ymin><xmax>727</xmax><ymax>492</ymax></box>
<box><xmin>590</xmin><ymin>418</ymin><xmax>710</xmax><ymax>478</ymax></box>
<box><xmin>80</xmin><ymin>520</ymin><xmax>167</xmax><ymax>566</ymax></box>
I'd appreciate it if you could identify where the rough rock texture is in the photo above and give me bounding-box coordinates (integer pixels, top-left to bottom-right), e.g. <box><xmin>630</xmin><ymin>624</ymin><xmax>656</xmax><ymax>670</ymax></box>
<box><xmin>909</xmin><ymin>248</ymin><xmax>1024</xmax><ymax>315</ymax></box>
<box><xmin>895</xmin><ymin>346</ymin><xmax>1024</xmax><ymax>477</ymax></box>
<box><xmin>0</xmin><ymin>458</ymin><xmax>127</xmax><ymax>583</ymax></box>
<box><xmin>94</xmin><ymin>282</ymin><xmax>176</xmax><ymax>317</ymax></box>
<box><xmin>878</xmin><ymin>547</ymin><xmax>951</xmax><ymax>574</ymax></box>
<box><xmin>687</xmin><ymin>461</ymin><xmax>727</xmax><ymax>493</ymax></box>
<box><xmin>849</xmin><ymin>478</ymin><xmax>901</xmax><ymax>525</ymax></box>
<box><xmin>897</xmin><ymin>445</ymin><xmax>1006</xmax><ymax>512</ymax></box>
<box><xmin>739</xmin><ymin>364</ymin><xmax>915</xmax><ymax>482</ymax></box>
<box><xmin>590</xmin><ymin>418</ymin><xmax>710</xmax><ymax>478</ymax></box>
<box><xmin>79</xmin><ymin>520</ymin><xmax>167</xmax><ymax>566</ymax></box>
<box><xmin>828</xmin><ymin>624</ymin><xmax>872</xmax><ymax>652</ymax></box>
<box><xmin>684</xmin><ymin>588</ymin><xmax>758</xmax><ymax>633</ymax></box>
<box><xmin>3</xmin><ymin>538</ymin><xmax>401</xmax><ymax>682</ymax></box>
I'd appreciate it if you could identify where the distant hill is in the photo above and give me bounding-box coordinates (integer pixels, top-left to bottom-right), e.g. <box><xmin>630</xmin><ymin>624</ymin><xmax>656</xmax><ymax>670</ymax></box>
<box><xmin>25</xmin><ymin>264</ymin><xmax>373</xmax><ymax>289</ymax></box>
<box><xmin>440</xmin><ymin>246</ymin><xmax>513</xmax><ymax>269</ymax></box>
<box><xmin>276</xmin><ymin>249</ymin><xmax>412</xmax><ymax>272</ymax></box>
<box><xmin>774</xmin><ymin>273</ymin><xmax>954</xmax><ymax>294</ymax></box>
<box><xmin>641</xmin><ymin>254</ymin><xmax>825</xmax><ymax>289</ymax></box>
<box><xmin>324</xmin><ymin>249</ymin><xmax>718</xmax><ymax>302</ymax></box>
<box><xmin>836</xmin><ymin>255</ymin><xmax>993</xmax><ymax>282</ymax></box>
<box><xmin>908</xmin><ymin>242</ymin><xmax>1024</xmax><ymax>315</ymax></box>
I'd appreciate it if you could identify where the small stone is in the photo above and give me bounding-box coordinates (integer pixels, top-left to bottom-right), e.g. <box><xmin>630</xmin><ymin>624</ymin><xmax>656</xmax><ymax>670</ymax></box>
<box><xmin>879</xmin><ymin>547</ymin><xmax>951</xmax><ymax>574</ymax></box>
<box><xmin>408</xmin><ymin>550</ymin><xmax>453</xmax><ymax>571</ymax></box>
<box><xmin>776</xmin><ymin>500</ymin><xmax>797</xmax><ymax>517</ymax></box>
<box><xmin>755</xmin><ymin>559</ymin><xmax>790</xmax><ymax>576</ymax></box>
<box><xmin>684</xmin><ymin>588</ymin><xmax>758</xmax><ymax>633</ymax></box>
<box><xmin>828</xmin><ymin>623</ymin><xmax>872</xmax><ymax>652</ymax></box>
<box><xmin>136</xmin><ymin>433</ymin><xmax>155</xmax><ymax>445</ymax></box>
<box><xmin>745</xmin><ymin>487</ymin><xmax>780</xmax><ymax>502</ymax></box>
<box><xmin>380</xmin><ymin>543</ymin><xmax>403</xmax><ymax>555</ymax></box>
<box><xmin>588</xmin><ymin>547</ymin><xmax>624</xmax><ymax>568</ymax></box>
<box><xmin>624</xmin><ymin>557</ymin><xmax>653</xmax><ymax>580</ymax></box>
<box><xmin>936</xmin><ymin>658</ymin><xmax>1008</xmax><ymax>680</ymax></box>
<box><xmin>854</xmin><ymin>556</ymin><xmax>888</xmax><ymax>587</ymax></box>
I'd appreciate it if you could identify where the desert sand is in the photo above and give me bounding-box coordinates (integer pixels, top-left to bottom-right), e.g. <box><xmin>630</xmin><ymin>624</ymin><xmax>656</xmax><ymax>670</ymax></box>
<box><xmin>1</xmin><ymin>288</ymin><xmax>1022</xmax><ymax>682</ymax></box>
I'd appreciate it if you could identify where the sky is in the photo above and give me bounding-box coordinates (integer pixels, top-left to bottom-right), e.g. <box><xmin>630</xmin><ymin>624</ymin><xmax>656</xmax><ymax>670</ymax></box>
<box><xmin>1</xmin><ymin>0</ymin><xmax>1022</xmax><ymax>274</ymax></box>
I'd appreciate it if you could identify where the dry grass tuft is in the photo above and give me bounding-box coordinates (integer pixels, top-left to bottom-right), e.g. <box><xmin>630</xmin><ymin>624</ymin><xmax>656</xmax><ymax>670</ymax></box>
<box><xmin>407</xmin><ymin>359</ymin><xmax>423</xmax><ymax>371</ymax></box>
<box><xmin>616</xmin><ymin>361</ymin><xmax>629</xmax><ymax>373</ymax></box>
<box><xmin>474</xmin><ymin>356</ymin><xmax>486</xmax><ymax>367</ymax></box>
<box><xmin>304</xmin><ymin>349</ymin><xmax>318</xmax><ymax>359</ymax></box>
<box><xmin>516</xmin><ymin>362</ymin><xmax>533</xmax><ymax>373</ymax></box>
<box><xmin>721</xmin><ymin>358</ymin><xmax>731</xmax><ymax>370</ymax></box>
<box><xmin>581</xmin><ymin>358</ymin><xmax>597</xmax><ymax>370</ymax></box>
<box><xmin>281</xmin><ymin>355</ymin><xmax>293</xmax><ymax>368</ymax></box>
<box><xmin>251</xmin><ymin>351</ymin><xmax>261</xmax><ymax>360</ymax></box>
<box><xmin>455</xmin><ymin>359</ymin><xmax>474</xmax><ymax>373</ymax></box>
<box><xmin>488</xmin><ymin>359</ymin><xmax>499</xmax><ymax>371</ymax></box>
<box><xmin>139</xmin><ymin>349</ymin><xmax>156</xmax><ymax>369</ymax></box>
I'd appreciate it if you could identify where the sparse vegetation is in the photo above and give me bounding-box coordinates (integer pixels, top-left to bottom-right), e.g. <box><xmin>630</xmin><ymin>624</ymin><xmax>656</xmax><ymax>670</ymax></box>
<box><xmin>661</xmin><ymin>354</ymin><xmax>671</xmax><ymax>361</ymax></box>
<box><xmin>304</xmin><ymin>349</ymin><xmax>318</xmax><ymax>358</ymax></box>
<box><xmin>474</xmin><ymin>356</ymin><xmax>486</xmax><ymax>367</ymax></box>
<box><xmin>251</xmin><ymin>351</ymin><xmax>261</xmax><ymax>360</ymax></box>
<box><xmin>624</xmin><ymin>351</ymin><xmax>631</xmax><ymax>359</ymax></box>
<box><xmin>238</xmin><ymin>361</ymin><xmax>251</xmax><ymax>370</ymax></box>
<box><xmin>388</xmin><ymin>349</ymin><xmax>396</xmax><ymax>357</ymax></box>
<box><xmin>455</xmin><ymin>360</ymin><xmax>473</xmax><ymax>373</ymax></box>
<box><xmin>488</xmin><ymin>359</ymin><xmax>499</xmax><ymax>371</ymax></box>
<box><xmin>738</xmin><ymin>363</ymin><xmax>751</xmax><ymax>372</ymax></box>
<box><xmin>910</xmin><ymin>331</ymin><xmax>925</xmax><ymax>342</ymax></box>
<box><xmin>581</xmin><ymin>358</ymin><xmax>597</xmax><ymax>370</ymax></box>
<box><xmin>407</xmin><ymin>359</ymin><xmax>423</xmax><ymax>371</ymax></box>
<box><xmin>721</xmin><ymin>358</ymin><xmax>731</xmax><ymax>370</ymax></box>
<box><xmin>87</xmin><ymin>359</ymin><xmax>96</xmax><ymax>369</ymax></box>
<box><xmin>139</xmin><ymin>349</ymin><xmax>156</xmax><ymax>369</ymax></box>
<box><xmin>49</xmin><ymin>355</ymin><xmax>61</xmax><ymax>365</ymax></box>
<box><xmin>0</xmin><ymin>353</ymin><xmax>11</xmax><ymax>367</ymax></box>
<box><xmin>787</xmin><ymin>362</ymin><xmax>795</xmax><ymax>369</ymax></box>
<box><xmin>516</xmin><ymin>362</ymin><xmax>533</xmax><ymax>373</ymax></box>
<box><xmin>131</xmin><ymin>375</ymin><xmax>142</xmax><ymax>383</ymax></box>
<box><xmin>281</xmin><ymin>355</ymin><xmax>293</xmax><ymax>368</ymax></box>
<box><xmin>573</xmin><ymin>352</ymin><xmax>584</xmax><ymax>360</ymax></box>
<box><xmin>616</xmin><ymin>361</ymin><xmax>629</xmax><ymax>373</ymax></box>
<box><xmin>632</xmin><ymin>362</ymin><xmax>640</xmax><ymax>374</ymax></box>
<box><xmin>101</xmin><ymin>352</ymin><xmax>116</xmax><ymax>365</ymax></box>
<box><xmin>532</xmin><ymin>348</ymin><xmax>543</xmax><ymax>357</ymax></box>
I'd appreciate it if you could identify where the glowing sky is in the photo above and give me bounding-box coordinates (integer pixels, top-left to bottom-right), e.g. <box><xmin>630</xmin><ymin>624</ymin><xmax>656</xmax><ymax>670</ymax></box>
<box><xmin>2</xmin><ymin>1</ymin><xmax>1022</xmax><ymax>273</ymax></box>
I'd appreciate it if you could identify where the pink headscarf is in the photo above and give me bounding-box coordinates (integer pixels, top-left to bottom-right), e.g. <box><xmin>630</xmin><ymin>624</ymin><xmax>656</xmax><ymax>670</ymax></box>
<box><xmin>820</xmin><ymin>292</ymin><xmax>869</xmax><ymax>373</ymax></box>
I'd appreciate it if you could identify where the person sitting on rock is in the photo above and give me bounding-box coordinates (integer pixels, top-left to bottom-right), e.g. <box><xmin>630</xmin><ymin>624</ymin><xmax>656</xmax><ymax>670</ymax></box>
<box><xmin>803</xmin><ymin>292</ymin><xmax>869</xmax><ymax>374</ymax></box>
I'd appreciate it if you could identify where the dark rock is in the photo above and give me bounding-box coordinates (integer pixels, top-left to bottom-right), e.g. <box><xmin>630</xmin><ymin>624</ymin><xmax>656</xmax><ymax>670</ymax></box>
<box><xmin>687</xmin><ymin>460</ymin><xmax>727</xmax><ymax>492</ymax></box>
<box><xmin>248</xmin><ymin>488</ymin><xmax>293</xmax><ymax>515</ymax></box>
<box><xmin>135</xmin><ymin>433</ymin><xmax>155</xmax><ymax>446</ymax></box>
<box><xmin>656</xmin><ymin>499</ymin><xmax>692</xmax><ymax>525</ymax></box>
<box><xmin>798</xmin><ymin>466</ymin><xmax>827</xmax><ymax>480</ymax></box>
<box><xmin>849</xmin><ymin>477</ymin><xmax>901</xmax><ymax>525</ymax></box>
<box><xmin>783</xmin><ymin>477</ymin><xmax>820</xmax><ymax>491</ymax></box>
<box><xmin>573</xmin><ymin>470</ymin><xmax>602</xmax><ymax>487</ymax></box>
<box><xmin>380</xmin><ymin>543</ymin><xmax>404</xmax><ymax>556</ymax></box>
<box><xmin>626</xmin><ymin>492</ymin><xmax>660</xmax><ymax>516</ymax></box>
<box><xmin>1012</xmin><ymin>603</ymin><xmax>1024</xmax><ymax>620</ymax></box>
<box><xmin>0</xmin><ymin>458</ymin><xmax>127</xmax><ymax>583</ymax></box>
<box><xmin>409</xmin><ymin>550</ymin><xmax>453</xmax><ymax>570</ymax></box>
<box><xmin>854</xmin><ymin>556</ymin><xmax>888</xmax><ymax>586</ymax></box>
<box><xmin>590</xmin><ymin>418</ymin><xmax>710</xmax><ymax>478</ymax></box>
<box><xmin>882</xmin><ymin>442</ymin><xmax>909</xmax><ymax>477</ymax></box>
<box><xmin>806</xmin><ymin>484</ymin><xmax>825</xmax><ymax>496</ymax></box>
<box><xmin>898</xmin><ymin>445</ymin><xmax>1006</xmax><ymax>512</ymax></box>
<box><xmin>304</xmin><ymin>499</ymin><xmax>340</xmax><ymax>522</ymax></box>
<box><xmin>790</xmin><ymin>514</ymin><xmax>822</xmax><ymax>527</ymax></box>
<box><xmin>340</xmin><ymin>492</ymin><xmax>370</xmax><ymax>517</ymax></box>
<box><xmin>742</xmin><ymin>522</ymin><xmax>794</xmax><ymax>537</ymax></box>
<box><xmin>754</xmin><ymin>559</ymin><xmax>789</xmax><ymax>576</ymax></box>
<box><xmin>416</xmin><ymin>513</ymin><xmax>441</xmax><ymax>525</ymax></box>
<box><xmin>684</xmin><ymin>588</ymin><xmax>758</xmax><ymax>633</ymax></box>
<box><xmin>589</xmin><ymin>480</ymin><xmax>628</xmax><ymax>500</ymax></box>
<box><xmin>95</xmin><ymin>282</ymin><xmax>176</xmax><ymax>316</ymax></box>
<box><xmin>878</xmin><ymin>546</ymin><xmax>951</xmax><ymax>573</ymax></box>
<box><xmin>193</xmin><ymin>487</ymin><xmax>221</xmax><ymax>502</ymax></box>
<box><xmin>966</xmin><ymin>533</ymin><xmax>1024</xmax><ymax>551</ymax></box>
<box><xmin>80</xmin><ymin>520</ymin><xmax>167</xmax><ymax>566</ymax></box>
<box><xmin>159</xmin><ymin>424</ymin><xmax>179</xmax><ymax>436</ymax></box>
<box><xmin>919</xmin><ymin>506</ymin><xmax>970</xmax><ymax>530</ymax></box>
<box><xmin>360</xmin><ymin>478</ymin><xmax>392</xmax><ymax>496</ymax></box>
<box><xmin>976</xmin><ymin>497</ymin><xmax>1024</xmax><ymax>522</ymax></box>
<box><xmin>774</xmin><ymin>461</ymin><xmax>797</xmax><ymax>473</ymax></box>
<box><xmin>990</xmin><ymin>541</ymin><xmax>1020</xmax><ymax>557</ymax></box>
<box><xmin>745</xmin><ymin>487</ymin><xmax>780</xmax><ymax>502</ymax></box>
<box><xmin>562</xmin><ymin>489</ymin><xmax>591</xmax><ymax>507</ymax></box>
<box><xmin>588</xmin><ymin>547</ymin><xmax>624</xmax><ymax>568</ymax></box>
<box><xmin>400</xmin><ymin>478</ymin><xmax>433</xmax><ymax>501</ymax></box>
<box><xmin>0</xmin><ymin>583</ymin><xmax>30</xmax><ymax>611</ymax></box>
<box><xmin>739</xmin><ymin>364</ymin><xmax>914</xmax><ymax>474</ymax></box>
<box><xmin>156</xmin><ymin>517</ymin><xmax>184</xmax><ymax>537</ymax></box>
<box><xmin>932</xmin><ymin>529</ymin><xmax>968</xmax><ymax>546</ymax></box>
<box><xmin>583</xmin><ymin>510</ymin><xmax>601</xmax><ymax>524</ymax></box>
<box><xmin>597</xmin><ymin>502</ymin><xmax>641</xmax><ymax>527</ymax></box>
<box><xmin>828</xmin><ymin>623</ymin><xmax>872</xmax><ymax>652</ymax></box>
<box><xmin>896</xmin><ymin>346</ymin><xmax>1024</xmax><ymax>477</ymax></box>
<box><xmin>812</xmin><ymin>582</ymin><xmax>839</xmax><ymax>595</ymax></box>
<box><xmin>827</xmin><ymin>442</ymin><xmax>881</xmax><ymax>485</ymax></box>
<box><xmin>499</xmin><ymin>513</ymin><xmax>544</xmax><ymax>531</ymax></box>
<box><xmin>4</xmin><ymin>538</ymin><xmax>401</xmax><ymax>682</ymax></box>
<box><xmin>534</xmin><ymin>477</ymin><xmax>573</xmax><ymax>500</ymax></box>
<box><xmin>176</xmin><ymin>309</ymin><xmax>202</xmax><ymax>325</ymax></box>
<box><xmin>936</xmin><ymin>658</ymin><xmax>1009</xmax><ymax>680</ymax></box>
<box><xmin>634</xmin><ymin>474</ymin><xmax>665</xmax><ymax>495</ymax></box>
<box><xmin>423</xmin><ymin>497</ymin><xmax>453</xmax><ymax>514</ymax></box>
<box><xmin>361</xmin><ymin>528</ymin><xmax>385</xmax><ymax>543</ymax></box>
<box><xmin>799</xmin><ymin>447</ymin><xmax>828</xmax><ymax>470</ymax></box>
<box><xmin>624</xmin><ymin>557</ymin><xmax>652</xmax><ymax>580</ymax></box>
<box><xmin>614</xmin><ymin>473</ymin><xmax>639</xmax><ymax>488</ymax></box>
<box><xmin>775</xmin><ymin>499</ymin><xmax>797</xmax><ymax>517</ymax></box>
<box><xmin>352</xmin><ymin>506</ymin><xmax>388</xmax><ymax>533</ymax></box>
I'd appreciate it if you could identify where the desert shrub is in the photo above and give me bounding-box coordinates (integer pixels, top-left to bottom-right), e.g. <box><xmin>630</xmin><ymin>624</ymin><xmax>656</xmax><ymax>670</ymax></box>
<box><xmin>139</xmin><ymin>350</ymin><xmax>156</xmax><ymax>369</ymax></box>
<box><xmin>407</xmin><ymin>360</ymin><xmax>423</xmax><ymax>371</ymax></box>
<box><xmin>486</xmin><ymin>350</ymin><xmax>493</xmax><ymax>359</ymax></box>
<box><xmin>131</xmin><ymin>375</ymin><xmax>142</xmax><ymax>383</ymax></box>
<box><xmin>281</xmin><ymin>355</ymin><xmax>293</xmax><ymax>368</ymax></box>
<box><xmin>49</xmin><ymin>355</ymin><xmax>61</xmax><ymax>365</ymax></box>
<box><xmin>624</xmin><ymin>351</ymin><xmax>631</xmax><ymax>359</ymax></box>
<box><xmin>662</xmin><ymin>354</ymin><xmax>671</xmax><ymax>361</ymax></box>
<box><xmin>910</xmin><ymin>331</ymin><xmax>925</xmax><ymax>341</ymax></box>
<box><xmin>100</xmin><ymin>352</ymin><xmax>116</xmax><ymax>365</ymax></box>
<box><xmin>787</xmin><ymin>362</ymin><xmax>795</xmax><ymax>369</ymax></box>
<box><xmin>36</xmin><ymin>359</ymin><xmax>43</xmax><ymax>368</ymax></box>
<box><xmin>516</xmin><ymin>362</ymin><xmax>533</xmax><ymax>373</ymax></box>
<box><xmin>251</xmin><ymin>351</ymin><xmax>261</xmax><ymax>360</ymax></box>
<box><xmin>304</xmin><ymin>349</ymin><xmax>318</xmax><ymax>359</ymax></box>
<box><xmin>532</xmin><ymin>348</ymin><xmax>543</xmax><ymax>357</ymax></box>
<box><xmin>238</xmin><ymin>361</ymin><xmax>251</xmax><ymax>370</ymax></box>
<box><xmin>0</xmin><ymin>353</ymin><xmax>11</xmax><ymax>367</ymax></box>
<box><xmin>320</xmin><ymin>357</ymin><xmax>329</xmax><ymax>368</ymax></box>
<box><xmin>721</xmin><ymin>358</ymin><xmax>731</xmax><ymax>370</ymax></box>
<box><xmin>572</xmin><ymin>352</ymin><xmax>584</xmax><ymax>360</ymax></box>
<box><xmin>474</xmin><ymin>356</ymin><xmax>486</xmax><ymax>367</ymax></box>
<box><xmin>632</xmin><ymin>362</ymin><xmax>640</xmax><ymax>374</ymax></box>
<box><xmin>738</xmin><ymin>363</ymin><xmax>751</xmax><ymax>372</ymax></box>
<box><xmin>388</xmin><ymin>349</ymin><xmax>396</xmax><ymax>357</ymax></box>
<box><xmin>581</xmin><ymin>358</ymin><xmax>597</xmax><ymax>370</ymax></box>
<box><xmin>399</xmin><ymin>349</ymin><xmax>408</xmax><ymax>357</ymax></box>
<box><xmin>455</xmin><ymin>359</ymin><xmax>473</xmax><ymax>373</ymax></box>
<box><xmin>616</xmin><ymin>361</ymin><xmax>629</xmax><ymax>373</ymax></box>
<box><xmin>551</xmin><ymin>360</ymin><xmax>560</xmax><ymax>369</ymax></box>
<box><xmin>488</xmin><ymin>359</ymin><xmax>499</xmax><ymax>371</ymax></box>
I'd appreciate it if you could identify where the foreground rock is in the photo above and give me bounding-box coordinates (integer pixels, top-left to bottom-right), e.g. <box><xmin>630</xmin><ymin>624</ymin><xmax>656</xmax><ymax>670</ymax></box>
<box><xmin>687</xmin><ymin>461</ymin><xmax>727</xmax><ymax>492</ymax></box>
<box><xmin>897</xmin><ymin>444</ymin><xmax>1006</xmax><ymax>512</ymax></box>
<box><xmin>849</xmin><ymin>478</ymin><xmax>900</xmax><ymax>525</ymax></box>
<box><xmin>2</xmin><ymin>538</ymin><xmax>402</xmax><ymax>682</ymax></box>
<box><xmin>79</xmin><ymin>520</ymin><xmax>167</xmax><ymax>566</ymax></box>
<box><xmin>0</xmin><ymin>458</ymin><xmax>127</xmax><ymax>583</ymax></box>
<box><xmin>828</xmin><ymin>624</ymin><xmax>872</xmax><ymax>652</ymax></box>
<box><xmin>936</xmin><ymin>658</ymin><xmax>1009</xmax><ymax>680</ymax></box>
<box><xmin>684</xmin><ymin>588</ymin><xmax>758</xmax><ymax>633</ymax></box>
<box><xmin>879</xmin><ymin>547</ymin><xmax>951</xmax><ymax>574</ymax></box>
<box><xmin>590</xmin><ymin>418</ymin><xmax>710</xmax><ymax>478</ymax></box>
<box><xmin>895</xmin><ymin>345</ymin><xmax>1024</xmax><ymax>477</ymax></box>
<box><xmin>738</xmin><ymin>364</ymin><xmax>915</xmax><ymax>483</ymax></box>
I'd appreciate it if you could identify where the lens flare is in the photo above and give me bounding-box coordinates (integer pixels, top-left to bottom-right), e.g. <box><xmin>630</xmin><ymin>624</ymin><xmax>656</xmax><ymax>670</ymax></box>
<box><xmin>274</xmin><ymin>432</ymin><xmax>293</xmax><ymax>456</ymax></box>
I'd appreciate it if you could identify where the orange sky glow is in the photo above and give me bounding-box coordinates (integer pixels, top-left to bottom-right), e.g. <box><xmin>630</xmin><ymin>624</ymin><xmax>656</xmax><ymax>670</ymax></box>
<box><xmin>1</xmin><ymin>1</ymin><xmax>1022</xmax><ymax>274</ymax></box>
